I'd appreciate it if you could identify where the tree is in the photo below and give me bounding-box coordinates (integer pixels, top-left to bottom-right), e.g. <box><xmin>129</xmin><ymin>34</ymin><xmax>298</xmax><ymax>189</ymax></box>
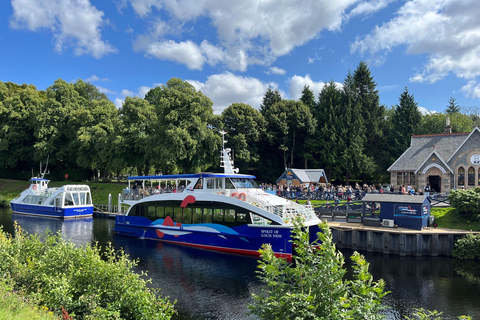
<box><xmin>250</xmin><ymin>220</ymin><xmax>387</xmax><ymax>319</ymax></box>
<box><xmin>446</xmin><ymin>97</ymin><xmax>461</xmax><ymax>115</ymax></box>
<box><xmin>387</xmin><ymin>87</ymin><xmax>422</xmax><ymax>165</ymax></box>
<box><xmin>300</xmin><ymin>85</ymin><xmax>316</xmax><ymax>110</ymax></box>
<box><xmin>416</xmin><ymin>113</ymin><xmax>474</xmax><ymax>135</ymax></box>
<box><xmin>263</xmin><ymin>100</ymin><xmax>316</xmax><ymax>169</ymax></box>
<box><xmin>145</xmin><ymin>78</ymin><xmax>221</xmax><ymax>173</ymax></box>
<box><xmin>352</xmin><ymin>61</ymin><xmax>386</xmax><ymax>179</ymax></box>
<box><xmin>260</xmin><ymin>87</ymin><xmax>282</xmax><ymax>115</ymax></box>
<box><xmin>221</xmin><ymin>103</ymin><xmax>265</xmax><ymax>172</ymax></box>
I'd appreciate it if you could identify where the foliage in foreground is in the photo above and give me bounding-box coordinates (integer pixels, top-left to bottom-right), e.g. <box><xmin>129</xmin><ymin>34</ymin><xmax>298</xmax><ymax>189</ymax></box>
<box><xmin>249</xmin><ymin>220</ymin><xmax>388</xmax><ymax>319</ymax></box>
<box><xmin>0</xmin><ymin>223</ymin><xmax>176</xmax><ymax>319</ymax></box>
<box><xmin>452</xmin><ymin>233</ymin><xmax>480</xmax><ymax>261</ymax></box>
<box><xmin>0</xmin><ymin>278</ymin><xmax>58</xmax><ymax>320</ymax></box>
<box><xmin>448</xmin><ymin>187</ymin><xmax>480</xmax><ymax>221</ymax></box>
<box><xmin>404</xmin><ymin>308</ymin><xmax>471</xmax><ymax>320</ymax></box>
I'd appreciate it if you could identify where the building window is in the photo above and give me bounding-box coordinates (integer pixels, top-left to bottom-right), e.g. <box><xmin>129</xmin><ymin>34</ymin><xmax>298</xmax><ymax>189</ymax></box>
<box><xmin>458</xmin><ymin>167</ymin><xmax>465</xmax><ymax>186</ymax></box>
<box><xmin>397</xmin><ymin>172</ymin><xmax>402</xmax><ymax>185</ymax></box>
<box><xmin>468</xmin><ymin>167</ymin><xmax>475</xmax><ymax>186</ymax></box>
<box><xmin>410</xmin><ymin>172</ymin><xmax>415</xmax><ymax>186</ymax></box>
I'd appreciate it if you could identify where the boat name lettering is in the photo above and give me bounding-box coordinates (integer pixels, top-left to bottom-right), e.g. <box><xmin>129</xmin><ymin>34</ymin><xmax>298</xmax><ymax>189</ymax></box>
<box><xmin>261</xmin><ymin>230</ymin><xmax>282</xmax><ymax>238</ymax></box>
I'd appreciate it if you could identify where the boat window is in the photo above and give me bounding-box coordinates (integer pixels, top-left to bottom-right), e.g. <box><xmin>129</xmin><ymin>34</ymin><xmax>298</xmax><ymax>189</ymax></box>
<box><xmin>165</xmin><ymin>207</ymin><xmax>174</xmax><ymax>218</ymax></box>
<box><xmin>203</xmin><ymin>208</ymin><xmax>213</xmax><ymax>223</ymax></box>
<box><xmin>182</xmin><ymin>208</ymin><xmax>192</xmax><ymax>224</ymax></box>
<box><xmin>215</xmin><ymin>178</ymin><xmax>222</xmax><ymax>189</ymax></box>
<box><xmin>206</xmin><ymin>179</ymin><xmax>215</xmax><ymax>189</ymax></box>
<box><xmin>72</xmin><ymin>193</ymin><xmax>80</xmax><ymax>206</ymax></box>
<box><xmin>79</xmin><ymin>193</ymin><xmax>86</xmax><ymax>205</ymax></box>
<box><xmin>224</xmin><ymin>209</ymin><xmax>235</xmax><ymax>222</ymax></box>
<box><xmin>225</xmin><ymin>179</ymin><xmax>235</xmax><ymax>189</ymax></box>
<box><xmin>231</xmin><ymin>178</ymin><xmax>259</xmax><ymax>189</ymax></box>
<box><xmin>55</xmin><ymin>196</ymin><xmax>62</xmax><ymax>207</ymax></box>
<box><xmin>156</xmin><ymin>206</ymin><xmax>165</xmax><ymax>219</ymax></box>
<box><xmin>86</xmin><ymin>193</ymin><xmax>92</xmax><ymax>205</ymax></box>
<box><xmin>251</xmin><ymin>213</ymin><xmax>273</xmax><ymax>225</ymax></box>
<box><xmin>174</xmin><ymin>207</ymin><xmax>182</xmax><ymax>221</ymax></box>
<box><xmin>236</xmin><ymin>212</ymin><xmax>247</xmax><ymax>223</ymax></box>
<box><xmin>213</xmin><ymin>209</ymin><xmax>224</xmax><ymax>222</ymax></box>
<box><xmin>147</xmin><ymin>206</ymin><xmax>156</xmax><ymax>218</ymax></box>
<box><xmin>194</xmin><ymin>179</ymin><xmax>203</xmax><ymax>189</ymax></box>
<box><xmin>64</xmin><ymin>193</ymin><xmax>74</xmax><ymax>206</ymax></box>
<box><xmin>193</xmin><ymin>208</ymin><xmax>202</xmax><ymax>223</ymax></box>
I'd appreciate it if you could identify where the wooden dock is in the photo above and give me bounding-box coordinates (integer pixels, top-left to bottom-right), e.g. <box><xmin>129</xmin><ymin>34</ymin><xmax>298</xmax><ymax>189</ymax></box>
<box><xmin>326</xmin><ymin>221</ymin><xmax>475</xmax><ymax>257</ymax></box>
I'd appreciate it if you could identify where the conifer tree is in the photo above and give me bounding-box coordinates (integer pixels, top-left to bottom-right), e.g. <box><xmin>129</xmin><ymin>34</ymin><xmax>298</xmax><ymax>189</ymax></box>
<box><xmin>445</xmin><ymin>97</ymin><xmax>461</xmax><ymax>115</ymax></box>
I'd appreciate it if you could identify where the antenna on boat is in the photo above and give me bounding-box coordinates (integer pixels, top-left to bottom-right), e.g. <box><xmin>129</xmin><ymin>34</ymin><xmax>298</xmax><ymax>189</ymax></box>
<box><xmin>41</xmin><ymin>155</ymin><xmax>49</xmax><ymax>179</ymax></box>
<box><xmin>219</xmin><ymin>131</ymin><xmax>239</xmax><ymax>174</ymax></box>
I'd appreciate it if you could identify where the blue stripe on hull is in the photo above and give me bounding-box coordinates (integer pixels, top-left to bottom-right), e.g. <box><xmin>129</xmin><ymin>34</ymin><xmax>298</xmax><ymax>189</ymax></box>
<box><xmin>114</xmin><ymin>217</ymin><xmax>293</xmax><ymax>257</ymax></box>
<box><xmin>10</xmin><ymin>203</ymin><xmax>93</xmax><ymax>219</ymax></box>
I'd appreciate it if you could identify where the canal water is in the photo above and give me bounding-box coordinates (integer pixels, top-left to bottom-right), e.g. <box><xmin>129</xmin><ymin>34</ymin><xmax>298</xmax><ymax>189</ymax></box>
<box><xmin>1</xmin><ymin>207</ymin><xmax>479</xmax><ymax>320</ymax></box>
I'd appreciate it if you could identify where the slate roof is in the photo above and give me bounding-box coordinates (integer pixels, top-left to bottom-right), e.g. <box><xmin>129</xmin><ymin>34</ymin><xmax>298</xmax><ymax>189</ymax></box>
<box><xmin>387</xmin><ymin>132</ymin><xmax>469</xmax><ymax>172</ymax></box>
<box><xmin>362</xmin><ymin>194</ymin><xmax>429</xmax><ymax>204</ymax></box>
<box><xmin>277</xmin><ymin>168</ymin><xmax>327</xmax><ymax>184</ymax></box>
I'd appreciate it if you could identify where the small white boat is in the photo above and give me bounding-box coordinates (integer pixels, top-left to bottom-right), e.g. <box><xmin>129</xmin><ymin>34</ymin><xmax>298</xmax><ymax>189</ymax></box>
<box><xmin>10</xmin><ymin>176</ymin><xmax>93</xmax><ymax>219</ymax></box>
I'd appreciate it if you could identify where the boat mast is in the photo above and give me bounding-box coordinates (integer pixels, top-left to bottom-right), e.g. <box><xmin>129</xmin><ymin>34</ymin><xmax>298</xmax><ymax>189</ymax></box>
<box><xmin>219</xmin><ymin>131</ymin><xmax>239</xmax><ymax>174</ymax></box>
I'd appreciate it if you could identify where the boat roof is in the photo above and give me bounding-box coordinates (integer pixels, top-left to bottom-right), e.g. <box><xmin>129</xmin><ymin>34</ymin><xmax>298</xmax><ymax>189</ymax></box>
<box><xmin>29</xmin><ymin>178</ymin><xmax>50</xmax><ymax>182</ymax></box>
<box><xmin>127</xmin><ymin>173</ymin><xmax>256</xmax><ymax>180</ymax></box>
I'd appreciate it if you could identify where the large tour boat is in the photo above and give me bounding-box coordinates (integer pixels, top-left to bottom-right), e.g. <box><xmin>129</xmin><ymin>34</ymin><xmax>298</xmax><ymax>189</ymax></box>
<box><xmin>10</xmin><ymin>174</ymin><xmax>93</xmax><ymax>219</ymax></box>
<box><xmin>114</xmin><ymin>133</ymin><xmax>321</xmax><ymax>259</ymax></box>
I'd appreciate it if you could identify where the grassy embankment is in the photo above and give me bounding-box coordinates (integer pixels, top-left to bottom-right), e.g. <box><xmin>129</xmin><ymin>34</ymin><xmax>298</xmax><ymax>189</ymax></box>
<box><xmin>1</xmin><ymin>178</ymin><xmax>479</xmax><ymax>231</ymax></box>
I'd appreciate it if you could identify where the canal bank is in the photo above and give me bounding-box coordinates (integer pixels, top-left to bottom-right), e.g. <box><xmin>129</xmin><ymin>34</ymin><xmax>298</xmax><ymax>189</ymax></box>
<box><xmin>327</xmin><ymin>221</ymin><xmax>475</xmax><ymax>257</ymax></box>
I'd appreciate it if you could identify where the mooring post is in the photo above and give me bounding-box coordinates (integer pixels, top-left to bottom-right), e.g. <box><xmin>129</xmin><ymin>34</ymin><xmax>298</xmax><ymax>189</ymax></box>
<box><xmin>118</xmin><ymin>193</ymin><xmax>122</xmax><ymax>214</ymax></box>
<box><xmin>108</xmin><ymin>194</ymin><xmax>112</xmax><ymax>213</ymax></box>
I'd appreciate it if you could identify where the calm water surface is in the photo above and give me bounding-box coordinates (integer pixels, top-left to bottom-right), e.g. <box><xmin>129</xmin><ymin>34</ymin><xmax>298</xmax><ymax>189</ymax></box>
<box><xmin>1</xmin><ymin>207</ymin><xmax>479</xmax><ymax>320</ymax></box>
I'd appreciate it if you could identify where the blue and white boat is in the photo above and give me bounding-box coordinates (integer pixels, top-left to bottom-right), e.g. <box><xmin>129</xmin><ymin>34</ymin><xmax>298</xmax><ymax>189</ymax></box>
<box><xmin>114</xmin><ymin>133</ymin><xmax>321</xmax><ymax>259</ymax></box>
<box><xmin>10</xmin><ymin>176</ymin><xmax>93</xmax><ymax>219</ymax></box>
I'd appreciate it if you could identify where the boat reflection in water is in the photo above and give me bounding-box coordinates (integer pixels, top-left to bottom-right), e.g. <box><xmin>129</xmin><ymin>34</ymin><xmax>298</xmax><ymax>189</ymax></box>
<box><xmin>2</xmin><ymin>208</ymin><xmax>480</xmax><ymax>320</ymax></box>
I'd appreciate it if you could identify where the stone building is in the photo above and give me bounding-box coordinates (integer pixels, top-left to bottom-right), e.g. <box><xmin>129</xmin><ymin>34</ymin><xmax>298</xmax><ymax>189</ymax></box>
<box><xmin>388</xmin><ymin>119</ymin><xmax>480</xmax><ymax>193</ymax></box>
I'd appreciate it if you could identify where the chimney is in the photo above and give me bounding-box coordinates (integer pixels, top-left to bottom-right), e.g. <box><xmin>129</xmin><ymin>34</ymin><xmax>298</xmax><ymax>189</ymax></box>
<box><xmin>444</xmin><ymin>116</ymin><xmax>452</xmax><ymax>134</ymax></box>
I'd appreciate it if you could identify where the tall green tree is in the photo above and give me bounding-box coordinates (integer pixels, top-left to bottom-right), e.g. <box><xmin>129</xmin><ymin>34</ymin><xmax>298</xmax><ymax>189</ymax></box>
<box><xmin>416</xmin><ymin>112</ymin><xmax>474</xmax><ymax>135</ymax></box>
<box><xmin>445</xmin><ymin>97</ymin><xmax>461</xmax><ymax>115</ymax></box>
<box><xmin>221</xmin><ymin>103</ymin><xmax>265</xmax><ymax>172</ymax></box>
<box><xmin>352</xmin><ymin>61</ymin><xmax>386</xmax><ymax>179</ymax></box>
<box><xmin>300</xmin><ymin>85</ymin><xmax>316</xmax><ymax>110</ymax></box>
<box><xmin>117</xmin><ymin>97</ymin><xmax>156</xmax><ymax>176</ymax></box>
<box><xmin>260</xmin><ymin>87</ymin><xmax>282</xmax><ymax>114</ymax></box>
<box><xmin>387</xmin><ymin>87</ymin><xmax>422</xmax><ymax>165</ymax></box>
<box><xmin>0</xmin><ymin>82</ymin><xmax>39</xmax><ymax>170</ymax></box>
<box><xmin>145</xmin><ymin>78</ymin><xmax>220</xmax><ymax>173</ymax></box>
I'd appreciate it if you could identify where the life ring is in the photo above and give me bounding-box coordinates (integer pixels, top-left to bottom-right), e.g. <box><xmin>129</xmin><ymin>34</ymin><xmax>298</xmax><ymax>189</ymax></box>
<box><xmin>32</xmin><ymin>185</ymin><xmax>37</xmax><ymax>190</ymax></box>
<box><xmin>231</xmin><ymin>192</ymin><xmax>238</xmax><ymax>198</ymax></box>
<box><xmin>237</xmin><ymin>193</ymin><xmax>246</xmax><ymax>201</ymax></box>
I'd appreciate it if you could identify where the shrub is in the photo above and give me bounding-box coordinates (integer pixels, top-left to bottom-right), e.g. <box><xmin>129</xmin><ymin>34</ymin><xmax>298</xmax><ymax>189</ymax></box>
<box><xmin>0</xmin><ymin>194</ymin><xmax>10</xmax><ymax>208</ymax></box>
<box><xmin>0</xmin><ymin>223</ymin><xmax>176</xmax><ymax>319</ymax></box>
<box><xmin>448</xmin><ymin>187</ymin><xmax>480</xmax><ymax>220</ymax></box>
<box><xmin>452</xmin><ymin>233</ymin><xmax>480</xmax><ymax>261</ymax></box>
<box><xmin>249</xmin><ymin>219</ymin><xmax>388</xmax><ymax>319</ymax></box>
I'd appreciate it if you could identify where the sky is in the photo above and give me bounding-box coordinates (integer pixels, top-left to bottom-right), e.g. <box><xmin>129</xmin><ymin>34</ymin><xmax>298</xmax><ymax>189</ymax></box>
<box><xmin>1</xmin><ymin>0</ymin><xmax>480</xmax><ymax>115</ymax></box>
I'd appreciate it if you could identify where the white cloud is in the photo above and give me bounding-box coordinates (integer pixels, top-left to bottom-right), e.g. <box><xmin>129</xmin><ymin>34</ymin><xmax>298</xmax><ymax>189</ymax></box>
<box><xmin>86</xmin><ymin>75</ymin><xmax>111</xmax><ymax>83</ymax></box>
<box><xmin>145</xmin><ymin>40</ymin><xmax>205</xmax><ymax>70</ymax></box>
<box><xmin>115</xmin><ymin>98</ymin><xmax>124</xmax><ymax>109</ymax></box>
<box><xmin>352</xmin><ymin>0</ymin><xmax>480</xmax><ymax>85</ymax></box>
<box><xmin>348</xmin><ymin>0</ymin><xmax>395</xmax><ymax>18</ymax></box>
<box><xmin>130</xmin><ymin>0</ymin><xmax>360</xmax><ymax>70</ymax></box>
<box><xmin>267</xmin><ymin>67</ymin><xmax>286</xmax><ymax>75</ymax></box>
<box><xmin>10</xmin><ymin>0</ymin><xmax>117</xmax><ymax>58</ymax></box>
<box><xmin>186</xmin><ymin>72</ymin><xmax>281</xmax><ymax>114</ymax></box>
<box><xmin>96</xmin><ymin>86</ymin><xmax>116</xmax><ymax>94</ymax></box>
<box><xmin>418</xmin><ymin>106</ymin><xmax>435</xmax><ymax>115</ymax></box>
<box><xmin>288</xmin><ymin>74</ymin><xmax>342</xmax><ymax>100</ymax></box>
<box><xmin>461</xmin><ymin>79</ymin><xmax>480</xmax><ymax>99</ymax></box>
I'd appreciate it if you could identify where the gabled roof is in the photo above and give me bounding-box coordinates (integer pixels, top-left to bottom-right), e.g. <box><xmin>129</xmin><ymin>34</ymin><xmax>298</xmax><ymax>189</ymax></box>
<box><xmin>388</xmin><ymin>132</ymin><xmax>469</xmax><ymax>172</ymax></box>
<box><xmin>362</xmin><ymin>194</ymin><xmax>430</xmax><ymax>204</ymax></box>
<box><xmin>276</xmin><ymin>168</ymin><xmax>328</xmax><ymax>184</ymax></box>
<box><xmin>414</xmin><ymin>150</ymin><xmax>453</xmax><ymax>174</ymax></box>
<box><xmin>447</xmin><ymin>127</ymin><xmax>480</xmax><ymax>162</ymax></box>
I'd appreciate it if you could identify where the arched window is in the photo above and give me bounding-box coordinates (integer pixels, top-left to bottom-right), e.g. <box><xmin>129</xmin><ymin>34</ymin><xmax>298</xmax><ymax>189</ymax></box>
<box><xmin>458</xmin><ymin>167</ymin><xmax>465</xmax><ymax>186</ymax></box>
<box><xmin>468</xmin><ymin>167</ymin><xmax>475</xmax><ymax>186</ymax></box>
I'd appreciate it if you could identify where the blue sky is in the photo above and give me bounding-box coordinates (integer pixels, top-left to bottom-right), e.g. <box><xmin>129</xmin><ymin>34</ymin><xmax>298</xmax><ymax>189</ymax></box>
<box><xmin>1</xmin><ymin>0</ymin><xmax>480</xmax><ymax>115</ymax></box>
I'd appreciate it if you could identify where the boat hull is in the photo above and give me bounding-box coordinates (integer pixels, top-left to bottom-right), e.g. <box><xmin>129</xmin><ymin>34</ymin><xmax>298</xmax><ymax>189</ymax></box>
<box><xmin>114</xmin><ymin>216</ymin><xmax>293</xmax><ymax>259</ymax></box>
<box><xmin>10</xmin><ymin>203</ymin><xmax>93</xmax><ymax>219</ymax></box>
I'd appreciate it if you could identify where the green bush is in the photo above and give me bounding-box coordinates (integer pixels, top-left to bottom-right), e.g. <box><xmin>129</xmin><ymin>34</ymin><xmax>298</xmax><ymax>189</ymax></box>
<box><xmin>452</xmin><ymin>233</ymin><xmax>480</xmax><ymax>261</ymax></box>
<box><xmin>448</xmin><ymin>187</ymin><xmax>480</xmax><ymax>220</ymax></box>
<box><xmin>249</xmin><ymin>220</ymin><xmax>388</xmax><ymax>319</ymax></box>
<box><xmin>0</xmin><ymin>223</ymin><xmax>176</xmax><ymax>319</ymax></box>
<box><xmin>404</xmin><ymin>308</ymin><xmax>471</xmax><ymax>319</ymax></box>
<box><xmin>0</xmin><ymin>194</ymin><xmax>10</xmax><ymax>208</ymax></box>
